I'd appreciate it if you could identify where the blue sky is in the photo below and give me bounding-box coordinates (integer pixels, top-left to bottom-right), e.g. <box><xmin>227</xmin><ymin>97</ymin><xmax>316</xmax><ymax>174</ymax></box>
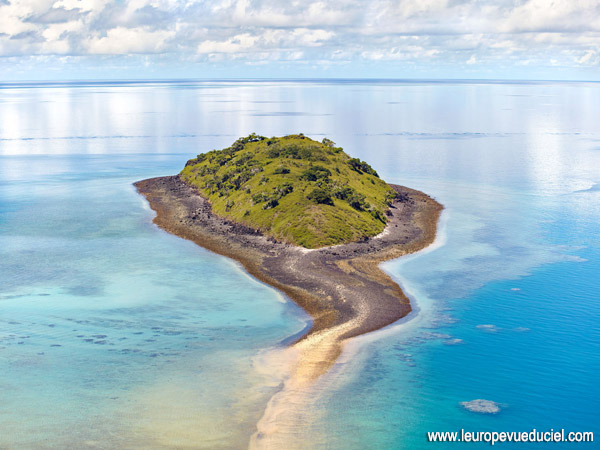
<box><xmin>1</xmin><ymin>0</ymin><xmax>599</xmax><ymax>81</ymax></box>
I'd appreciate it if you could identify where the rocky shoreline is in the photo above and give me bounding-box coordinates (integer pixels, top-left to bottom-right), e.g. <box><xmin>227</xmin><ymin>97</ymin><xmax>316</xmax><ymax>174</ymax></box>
<box><xmin>134</xmin><ymin>174</ymin><xmax>442</xmax><ymax>380</ymax></box>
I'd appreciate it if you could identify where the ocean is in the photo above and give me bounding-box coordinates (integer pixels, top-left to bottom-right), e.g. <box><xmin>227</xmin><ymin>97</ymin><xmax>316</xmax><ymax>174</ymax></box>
<box><xmin>1</xmin><ymin>80</ymin><xmax>598</xmax><ymax>449</ymax></box>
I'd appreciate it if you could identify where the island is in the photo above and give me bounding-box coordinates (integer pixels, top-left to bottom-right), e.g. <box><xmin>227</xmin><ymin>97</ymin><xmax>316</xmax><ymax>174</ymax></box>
<box><xmin>134</xmin><ymin>134</ymin><xmax>442</xmax><ymax>385</ymax></box>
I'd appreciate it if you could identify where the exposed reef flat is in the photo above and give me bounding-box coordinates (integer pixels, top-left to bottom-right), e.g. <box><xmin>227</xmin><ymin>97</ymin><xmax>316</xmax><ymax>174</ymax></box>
<box><xmin>135</xmin><ymin>174</ymin><xmax>442</xmax><ymax>382</ymax></box>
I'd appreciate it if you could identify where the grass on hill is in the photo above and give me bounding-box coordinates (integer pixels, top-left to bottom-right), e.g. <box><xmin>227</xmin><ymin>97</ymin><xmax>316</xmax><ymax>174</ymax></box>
<box><xmin>180</xmin><ymin>134</ymin><xmax>397</xmax><ymax>248</ymax></box>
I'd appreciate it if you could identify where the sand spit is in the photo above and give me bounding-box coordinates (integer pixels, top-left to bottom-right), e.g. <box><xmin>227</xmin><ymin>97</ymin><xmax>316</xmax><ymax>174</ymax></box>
<box><xmin>134</xmin><ymin>175</ymin><xmax>442</xmax><ymax>448</ymax></box>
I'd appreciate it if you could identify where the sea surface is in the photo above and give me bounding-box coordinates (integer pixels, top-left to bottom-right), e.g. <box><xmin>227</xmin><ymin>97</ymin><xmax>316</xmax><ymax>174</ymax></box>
<box><xmin>1</xmin><ymin>80</ymin><xmax>598</xmax><ymax>449</ymax></box>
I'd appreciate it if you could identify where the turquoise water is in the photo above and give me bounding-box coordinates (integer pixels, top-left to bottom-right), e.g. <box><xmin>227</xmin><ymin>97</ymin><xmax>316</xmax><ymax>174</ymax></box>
<box><xmin>1</xmin><ymin>80</ymin><xmax>598</xmax><ymax>448</ymax></box>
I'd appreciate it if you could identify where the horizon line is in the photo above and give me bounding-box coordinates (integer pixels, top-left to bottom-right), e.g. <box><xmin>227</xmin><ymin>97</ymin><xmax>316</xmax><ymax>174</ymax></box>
<box><xmin>1</xmin><ymin>77</ymin><xmax>600</xmax><ymax>86</ymax></box>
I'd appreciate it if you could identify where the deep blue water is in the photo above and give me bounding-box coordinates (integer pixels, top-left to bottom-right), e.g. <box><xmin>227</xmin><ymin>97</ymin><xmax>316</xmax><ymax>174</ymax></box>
<box><xmin>1</xmin><ymin>80</ymin><xmax>598</xmax><ymax>449</ymax></box>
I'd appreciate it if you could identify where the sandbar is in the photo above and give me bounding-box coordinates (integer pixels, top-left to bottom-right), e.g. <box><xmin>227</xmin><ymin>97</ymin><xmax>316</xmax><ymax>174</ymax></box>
<box><xmin>135</xmin><ymin>175</ymin><xmax>442</xmax><ymax>383</ymax></box>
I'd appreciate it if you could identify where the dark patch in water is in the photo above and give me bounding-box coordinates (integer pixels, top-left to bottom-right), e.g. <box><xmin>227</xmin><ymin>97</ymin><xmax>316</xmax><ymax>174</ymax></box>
<box><xmin>120</xmin><ymin>348</ymin><xmax>142</xmax><ymax>354</ymax></box>
<box><xmin>66</xmin><ymin>284</ymin><xmax>104</xmax><ymax>297</ymax></box>
<box><xmin>50</xmin><ymin>344</ymin><xmax>62</xmax><ymax>347</ymax></box>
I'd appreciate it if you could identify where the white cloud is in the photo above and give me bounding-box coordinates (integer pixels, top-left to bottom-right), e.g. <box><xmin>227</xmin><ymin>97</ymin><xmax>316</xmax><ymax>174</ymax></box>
<box><xmin>499</xmin><ymin>0</ymin><xmax>600</xmax><ymax>33</ymax></box>
<box><xmin>577</xmin><ymin>50</ymin><xmax>596</xmax><ymax>65</ymax></box>
<box><xmin>0</xmin><ymin>0</ymin><xmax>598</xmax><ymax>74</ymax></box>
<box><xmin>197</xmin><ymin>33</ymin><xmax>258</xmax><ymax>54</ymax></box>
<box><xmin>41</xmin><ymin>20</ymin><xmax>83</xmax><ymax>41</ymax></box>
<box><xmin>86</xmin><ymin>27</ymin><xmax>175</xmax><ymax>54</ymax></box>
<box><xmin>291</xmin><ymin>28</ymin><xmax>335</xmax><ymax>47</ymax></box>
<box><xmin>53</xmin><ymin>0</ymin><xmax>111</xmax><ymax>13</ymax></box>
<box><xmin>196</xmin><ymin>28</ymin><xmax>333</xmax><ymax>55</ymax></box>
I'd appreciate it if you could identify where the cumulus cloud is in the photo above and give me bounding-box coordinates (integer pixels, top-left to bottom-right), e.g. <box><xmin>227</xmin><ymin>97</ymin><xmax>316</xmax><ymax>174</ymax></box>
<box><xmin>499</xmin><ymin>0</ymin><xmax>600</xmax><ymax>33</ymax></box>
<box><xmin>0</xmin><ymin>0</ymin><xmax>598</xmax><ymax>73</ymax></box>
<box><xmin>85</xmin><ymin>26</ymin><xmax>175</xmax><ymax>54</ymax></box>
<box><xmin>196</xmin><ymin>28</ymin><xmax>334</xmax><ymax>55</ymax></box>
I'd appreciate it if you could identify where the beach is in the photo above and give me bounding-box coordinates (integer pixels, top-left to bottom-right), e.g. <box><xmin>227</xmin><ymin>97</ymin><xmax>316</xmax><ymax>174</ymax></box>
<box><xmin>134</xmin><ymin>175</ymin><xmax>442</xmax><ymax>382</ymax></box>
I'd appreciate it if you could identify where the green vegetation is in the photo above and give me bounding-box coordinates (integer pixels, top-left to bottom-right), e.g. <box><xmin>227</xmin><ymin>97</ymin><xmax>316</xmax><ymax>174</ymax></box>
<box><xmin>180</xmin><ymin>133</ymin><xmax>397</xmax><ymax>248</ymax></box>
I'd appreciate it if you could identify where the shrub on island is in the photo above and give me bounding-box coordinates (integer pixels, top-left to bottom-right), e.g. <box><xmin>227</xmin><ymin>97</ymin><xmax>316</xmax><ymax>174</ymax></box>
<box><xmin>180</xmin><ymin>134</ymin><xmax>398</xmax><ymax>248</ymax></box>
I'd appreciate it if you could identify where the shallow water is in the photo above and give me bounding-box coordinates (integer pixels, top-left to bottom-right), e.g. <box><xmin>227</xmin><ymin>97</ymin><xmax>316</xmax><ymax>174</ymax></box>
<box><xmin>1</xmin><ymin>80</ymin><xmax>599</xmax><ymax>448</ymax></box>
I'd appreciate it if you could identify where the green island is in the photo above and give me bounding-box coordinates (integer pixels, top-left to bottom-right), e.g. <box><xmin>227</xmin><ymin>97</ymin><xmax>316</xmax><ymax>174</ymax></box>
<box><xmin>180</xmin><ymin>133</ymin><xmax>396</xmax><ymax>248</ymax></box>
<box><xmin>135</xmin><ymin>134</ymin><xmax>442</xmax><ymax>443</ymax></box>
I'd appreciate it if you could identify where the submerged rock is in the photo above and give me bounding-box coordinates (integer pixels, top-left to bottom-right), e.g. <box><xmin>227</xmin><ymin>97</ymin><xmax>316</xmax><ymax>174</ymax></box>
<box><xmin>461</xmin><ymin>399</ymin><xmax>501</xmax><ymax>414</ymax></box>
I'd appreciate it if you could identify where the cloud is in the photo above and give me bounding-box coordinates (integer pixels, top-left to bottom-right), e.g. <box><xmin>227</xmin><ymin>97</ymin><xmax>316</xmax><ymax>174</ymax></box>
<box><xmin>10</xmin><ymin>30</ymin><xmax>42</xmax><ymax>41</ymax></box>
<box><xmin>499</xmin><ymin>0</ymin><xmax>600</xmax><ymax>33</ymax></box>
<box><xmin>25</xmin><ymin>6</ymin><xmax>84</xmax><ymax>24</ymax></box>
<box><xmin>577</xmin><ymin>50</ymin><xmax>595</xmax><ymax>64</ymax></box>
<box><xmin>195</xmin><ymin>27</ymin><xmax>334</xmax><ymax>56</ymax></box>
<box><xmin>85</xmin><ymin>26</ymin><xmax>175</xmax><ymax>54</ymax></box>
<box><xmin>197</xmin><ymin>33</ymin><xmax>259</xmax><ymax>54</ymax></box>
<box><xmin>0</xmin><ymin>0</ymin><xmax>598</xmax><ymax>74</ymax></box>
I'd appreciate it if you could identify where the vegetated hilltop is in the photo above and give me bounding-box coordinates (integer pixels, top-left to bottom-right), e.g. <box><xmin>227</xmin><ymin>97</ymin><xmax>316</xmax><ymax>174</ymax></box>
<box><xmin>180</xmin><ymin>134</ymin><xmax>397</xmax><ymax>248</ymax></box>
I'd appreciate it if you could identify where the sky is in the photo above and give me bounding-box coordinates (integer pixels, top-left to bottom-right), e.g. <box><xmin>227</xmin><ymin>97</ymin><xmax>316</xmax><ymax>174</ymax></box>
<box><xmin>0</xmin><ymin>0</ymin><xmax>599</xmax><ymax>81</ymax></box>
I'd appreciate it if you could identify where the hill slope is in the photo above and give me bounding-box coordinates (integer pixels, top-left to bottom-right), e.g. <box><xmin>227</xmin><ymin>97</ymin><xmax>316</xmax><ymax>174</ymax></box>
<box><xmin>180</xmin><ymin>134</ymin><xmax>397</xmax><ymax>248</ymax></box>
